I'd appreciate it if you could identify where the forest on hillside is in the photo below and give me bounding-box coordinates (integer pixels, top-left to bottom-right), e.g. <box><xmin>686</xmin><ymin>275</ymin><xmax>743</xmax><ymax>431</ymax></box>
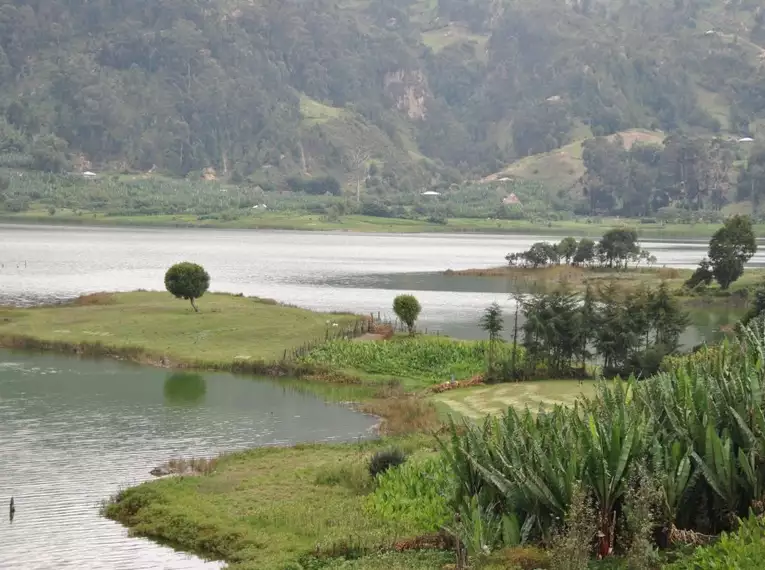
<box><xmin>578</xmin><ymin>134</ymin><xmax>765</xmax><ymax>217</ymax></box>
<box><xmin>0</xmin><ymin>0</ymin><xmax>764</xmax><ymax>216</ymax></box>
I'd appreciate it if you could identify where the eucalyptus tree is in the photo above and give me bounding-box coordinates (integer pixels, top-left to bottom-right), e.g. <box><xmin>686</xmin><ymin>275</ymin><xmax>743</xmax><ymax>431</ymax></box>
<box><xmin>479</xmin><ymin>302</ymin><xmax>504</xmax><ymax>379</ymax></box>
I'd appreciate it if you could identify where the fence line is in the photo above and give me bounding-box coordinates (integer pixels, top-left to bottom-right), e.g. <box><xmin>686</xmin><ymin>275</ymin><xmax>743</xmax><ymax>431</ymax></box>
<box><xmin>281</xmin><ymin>315</ymin><xmax>374</xmax><ymax>362</ymax></box>
<box><xmin>278</xmin><ymin>313</ymin><xmax>439</xmax><ymax>363</ymax></box>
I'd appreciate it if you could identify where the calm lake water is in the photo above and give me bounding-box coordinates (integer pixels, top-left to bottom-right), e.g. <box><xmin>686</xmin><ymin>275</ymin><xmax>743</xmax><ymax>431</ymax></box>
<box><xmin>0</xmin><ymin>223</ymin><xmax>753</xmax><ymax>341</ymax></box>
<box><xmin>0</xmin><ymin>350</ymin><xmax>376</xmax><ymax>569</ymax></box>
<box><xmin>0</xmin><ymin>224</ymin><xmax>751</xmax><ymax>567</ymax></box>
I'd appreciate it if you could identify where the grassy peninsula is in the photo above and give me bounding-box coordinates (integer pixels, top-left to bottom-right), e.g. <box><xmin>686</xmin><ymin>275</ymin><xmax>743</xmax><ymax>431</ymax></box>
<box><xmin>104</xmin><ymin>437</ymin><xmax>451</xmax><ymax>570</ymax></box>
<box><xmin>0</xmin><ymin>291</ymin><xmax>358</xmax><ymax>367</ymax></box>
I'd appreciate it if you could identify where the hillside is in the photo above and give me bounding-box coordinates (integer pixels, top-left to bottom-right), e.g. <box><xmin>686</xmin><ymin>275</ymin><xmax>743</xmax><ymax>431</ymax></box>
<box><xmin>0</xmin><ymin>0</ymin><xmax>764</xmax><ymax>201</ymax></box>
<box><xmin>482</xmin><ymin>129</ymin><xmax>667</xmax><ymax>190</ymax></box>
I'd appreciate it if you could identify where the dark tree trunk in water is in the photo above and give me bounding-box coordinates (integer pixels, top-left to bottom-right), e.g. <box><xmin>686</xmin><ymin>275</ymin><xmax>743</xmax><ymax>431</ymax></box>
<box><xmin>190</xmin><ymin>298</ymin><xmax>199</xmax><ymax>312</ymax></box>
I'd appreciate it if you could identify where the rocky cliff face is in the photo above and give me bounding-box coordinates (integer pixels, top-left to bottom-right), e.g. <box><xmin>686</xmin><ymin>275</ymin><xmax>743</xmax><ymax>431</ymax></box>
<box><xmin>383</xmin><ymin>69</ymin><xmax>429</xmax><ymax>120</ymax></box>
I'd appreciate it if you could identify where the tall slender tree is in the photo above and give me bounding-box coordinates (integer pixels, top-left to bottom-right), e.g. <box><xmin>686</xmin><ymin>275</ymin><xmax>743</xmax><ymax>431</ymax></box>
<box><xmin>479</xmin><ymin>302</ymin><xmax>504</xmax><ymax>380</ymax></box>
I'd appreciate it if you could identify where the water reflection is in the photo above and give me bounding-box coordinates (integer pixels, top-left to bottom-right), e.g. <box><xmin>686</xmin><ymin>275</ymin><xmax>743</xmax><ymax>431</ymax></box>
<box><xmin>681</xmin><ymin>306</ymin><xmax>745</xmax><ymax>348</ymax></box>
<box><xmin>164</xmin><ymin>372</ymin><xmax>207</xmax><ymax>406</ymax></box>
<box><xmin>0</xmin><ymin>350</ymin><xmax>376</xmax><ymax>570</ymax></box>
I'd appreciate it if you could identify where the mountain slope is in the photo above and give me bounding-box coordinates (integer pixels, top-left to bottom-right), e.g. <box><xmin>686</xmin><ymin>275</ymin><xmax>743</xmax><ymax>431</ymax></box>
<box><xmin>0</xmin><ymin>0</ymin><xmax>763</xmax><ymax>193</ymax></box>
<box><xmin>482</xmin><ymin>129</ymin><xmax>666</xmax><ymax>190</ymax></box>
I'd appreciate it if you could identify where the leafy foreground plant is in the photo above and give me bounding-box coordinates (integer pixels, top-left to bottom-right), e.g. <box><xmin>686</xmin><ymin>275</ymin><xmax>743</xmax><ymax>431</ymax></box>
<box><xmin>366</xmin><ymin>455</ymin><xmax>453</xmax><ymax>532</ymax></box>
<box><xmin>441</xmin><ymin>322</ymin><xmax>765</xmax><ymax>562</ymax></box>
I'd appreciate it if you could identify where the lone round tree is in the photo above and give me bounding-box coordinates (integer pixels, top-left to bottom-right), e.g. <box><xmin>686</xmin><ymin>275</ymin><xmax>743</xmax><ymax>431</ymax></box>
<box><xmin>393</xmin><ymin>294</ymin><xmax>421</xmax><ymax>335</ymax></box>
<box><xmin>165</xmin><ymin>262</ymin><xmax>210</xmax><ymax>312</ymax></box>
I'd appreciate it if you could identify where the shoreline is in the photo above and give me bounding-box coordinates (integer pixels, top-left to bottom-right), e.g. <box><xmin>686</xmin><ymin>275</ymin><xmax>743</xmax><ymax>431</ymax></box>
<box><xmin>0</xmin><ymin>212</ymin><xmax>752</xmax><ymax>240</ymax></box>
<box><xmin>0</xmin><ymin>291</ymin><xmax>445</xmax><ymax>436</ymax></box>
<box><xmin>0</xmin><ymin>296</ymin><xmax>447</xmax><ymax>567</ymax></box>
<box><xmin>440</xmin><ymin>264</ymin><xmax>760</xmax><ymax>305</ymax></box>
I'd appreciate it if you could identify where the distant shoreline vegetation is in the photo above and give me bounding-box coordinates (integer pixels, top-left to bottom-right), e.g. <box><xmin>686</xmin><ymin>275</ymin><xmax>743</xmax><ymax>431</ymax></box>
<box><xmin>3</xmin><ymin>210</ymin><xmax>765</xmax><ymax>240</ymax></box>
<box><xmin>445</xmin><ymin>221</ymin><xmax>762</xmax><ymax>302</ymax></box>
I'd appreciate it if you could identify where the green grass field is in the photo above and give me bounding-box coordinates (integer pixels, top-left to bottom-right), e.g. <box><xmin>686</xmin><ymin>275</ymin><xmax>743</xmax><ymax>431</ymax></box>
<box><xmin>432</xmin><ymin>380</ymin><xmax>598</xmax><ymax>419</ymax></box>
<box><xmin>0</xmin><ymin>291</ymin><xmax>357</xmax><ymax>366</ymax></box>
<box><xmin>421</xmin><ymin>24</ymin><xmax>489</xmax><ymax>58</ymax></box>
<box><xmin>299</xmin><ymin>94</ymin><xmax>349</xmax><ymax>125</ymax></box>
<box><xmin>104</xmin><ymin>437</ymin><xmax>447</xmax><ymax>570</ymax></box>
<box><xmin>485</xmin><ymin>129</ymin><xmax>666</xmax><ymax>191</ymax></box>
<box><xmin>1</xmin><ymin>210</ymin><xmax>757</xmax><ymax>239</ymax></box>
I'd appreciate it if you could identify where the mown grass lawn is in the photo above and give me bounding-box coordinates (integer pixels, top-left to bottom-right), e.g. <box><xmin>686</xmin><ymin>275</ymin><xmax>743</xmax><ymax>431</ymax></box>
<box><xmin>0</xmin><ymin>291</ymin><xmax>357</xmax><ymax>365</ymax></box>
<box><xmin>432</xmin><ymin>379</ymin><xmax>598</xmax><ymax>419</ymax></box>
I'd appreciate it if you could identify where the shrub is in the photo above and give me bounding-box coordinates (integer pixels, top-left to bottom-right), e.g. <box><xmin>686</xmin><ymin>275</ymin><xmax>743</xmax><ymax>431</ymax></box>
<box><xmin>501</xmin><ymin>546</ymin><xmax>551</xmax><ymax>570</ymax></box>
<box><xmin>393</xmin><ymin>294</ymin><xmax>421</xmax><ymax>335</ymax></box>
<box><xmin>164</xmin><ymin>262</ymin><xmax>210</xmax><ymax>312</ymax></box>
<box><xmin>315</xmin><ymin>461</ymin><xmax>373</xmax><ymax>494</ymax></box>
<box><xmin>667</xmin><ymin>513</ymin><xmax>765</xmax><ymax>569</ymax></box>
<box><xmin>368</xmin><ymin>449</ymin><xmax>406</xmax><ymax>479</ymax></box>
<box><xmin>621</xmin><ymin>467</ymin><xmax>661</xmax><ymax>569</ymax></box>
<box><xmin>548</xmin><ymin>485</ymin><xmax>596</xmax><ymax>570</ymax></box>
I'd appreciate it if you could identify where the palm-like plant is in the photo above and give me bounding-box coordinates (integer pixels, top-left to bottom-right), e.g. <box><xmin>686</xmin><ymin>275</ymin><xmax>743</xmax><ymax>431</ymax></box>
<box><xmin>442</xmin><ymin>323</ymin><xmax>765</xmax><ymax>558</ymax></box>
<box><xmin>580</xmin><ymin>382</ymin><xmax>647</xmax><ymax>557</ymax></box>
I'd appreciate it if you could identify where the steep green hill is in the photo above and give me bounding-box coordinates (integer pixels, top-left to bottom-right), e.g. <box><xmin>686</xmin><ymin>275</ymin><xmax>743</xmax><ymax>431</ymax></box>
<box><xmin>0</xmin><ymin>0</ymin><xmax>763</xmax><ymax>197</ymax></box>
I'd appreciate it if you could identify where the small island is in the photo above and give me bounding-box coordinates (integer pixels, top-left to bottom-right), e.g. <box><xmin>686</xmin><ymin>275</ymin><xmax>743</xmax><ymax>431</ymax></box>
<box><xmin>445</xmin><ymin>219</ymin><xmax>764</xmax><ymax>306</ymax></box>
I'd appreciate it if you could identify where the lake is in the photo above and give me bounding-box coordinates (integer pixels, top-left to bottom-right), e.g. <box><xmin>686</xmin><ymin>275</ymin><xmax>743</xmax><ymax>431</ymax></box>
<box><xmin>0</xmin><ymin>224</ymin><xmax>751</xmax><ymax>342</ymax></box>
<box><xmin>0</xmin><ymin>224</ymin><xmax>751</xmax><ymax>567</ymax></box>
<box><xmin>0</xmin><ymin>350</ymin><xmax>376</xmax><ymax>569</ymax></box>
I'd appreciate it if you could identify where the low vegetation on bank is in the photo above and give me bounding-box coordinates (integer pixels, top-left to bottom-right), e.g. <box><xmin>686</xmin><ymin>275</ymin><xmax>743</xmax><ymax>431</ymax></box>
<box><xmin>7</xmin><ymin>207</ymin><xmax>765</xmax><ymax>239</ymax></box>
<box><xmin>104</xmin><ymin>437</ymin><xmax>448</xmax><ymax>570</ymax></box>
<box><xmin>300</xmin><ymin>336</ymin><xmax>523</xmax><ymax>389</ymax></box>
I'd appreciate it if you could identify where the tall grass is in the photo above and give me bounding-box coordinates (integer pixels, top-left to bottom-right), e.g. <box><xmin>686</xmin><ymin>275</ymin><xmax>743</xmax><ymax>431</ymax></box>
<box><xmin>300</xmin><ymin>337</ymin><xmax>523</xmax><ymax>383</ymax></box>
<box><xmin>441</xmin><ymin>322</ymin><xmax>765</xmax><ymax>559</ymax></box>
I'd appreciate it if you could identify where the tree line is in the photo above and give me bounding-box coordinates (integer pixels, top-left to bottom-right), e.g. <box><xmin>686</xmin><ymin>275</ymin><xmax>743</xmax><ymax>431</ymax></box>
<box><xmin>498</xmin><ymin>282</ymin><xmax>688</xmax><ymax>380</ymax></box>
<box><xmin>506</xmin><ymin>228</ymin><xmax>656</xmax><ymax>269</ymax></box>
<box><xmin>581</xmin><ymin>134</ymin><xmax>765</xmax><ymax>217</ymax></box>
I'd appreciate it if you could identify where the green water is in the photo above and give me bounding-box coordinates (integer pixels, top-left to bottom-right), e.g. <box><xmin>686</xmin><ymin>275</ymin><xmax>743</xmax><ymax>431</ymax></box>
<box><xmin>0</xmin><ymin>349</ymin><xmax>376</xmax><ymax>570</ymax></box>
